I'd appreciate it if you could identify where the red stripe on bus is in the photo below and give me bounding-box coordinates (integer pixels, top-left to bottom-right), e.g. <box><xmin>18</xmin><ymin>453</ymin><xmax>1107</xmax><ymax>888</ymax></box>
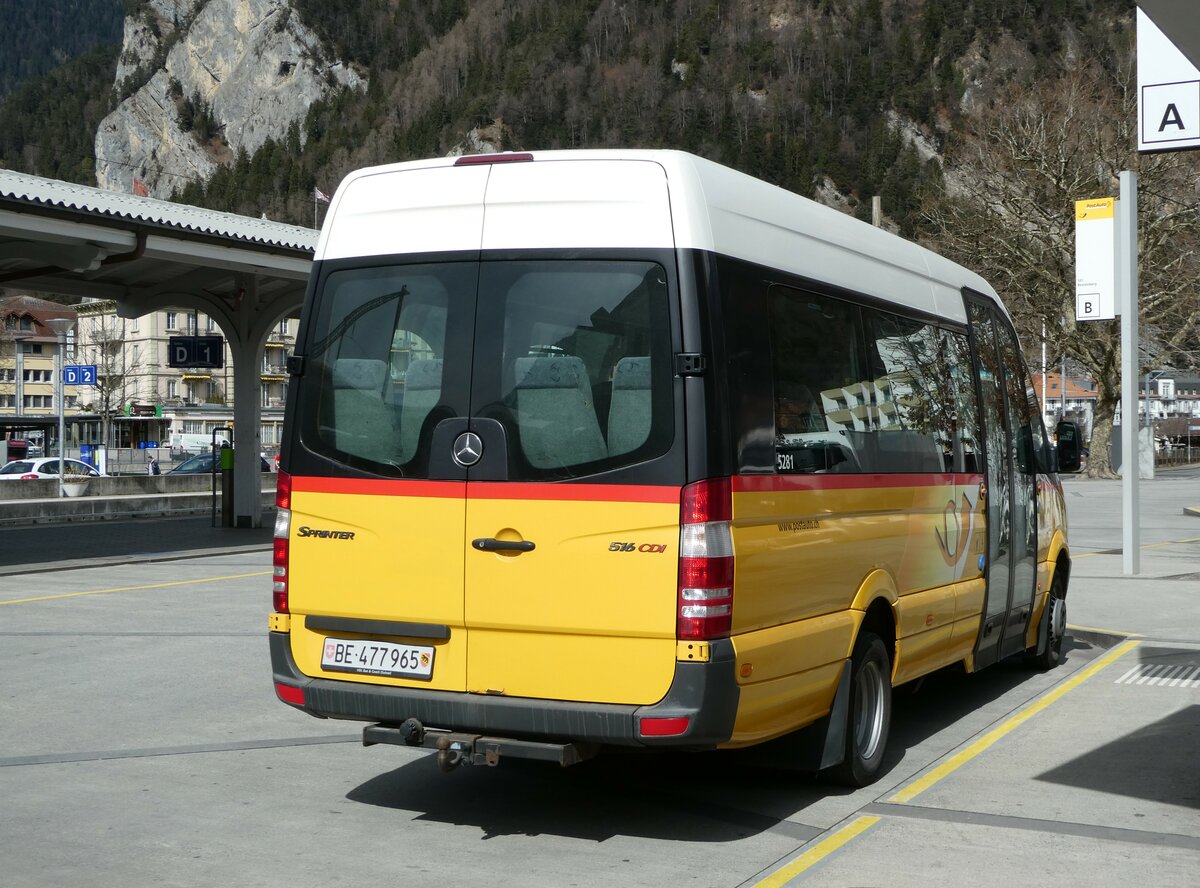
<box><xmin>467</xmin><ymin>482</ymin><xmax>680</xmax><ymax>504</ymax></box>
<box><xmin>733</xmin><ymin>473</ymin><xmax>984</xmax><ymax>493</ymax></box>
<box><xmin>289</xmin><ymin>476</ymin><xmax>679</xmax><ymax>503</ymax></box>
<box><xmin>291</xmin><ymin>477</ymin><xmax>466</xmax><ymax>498</ymax></box>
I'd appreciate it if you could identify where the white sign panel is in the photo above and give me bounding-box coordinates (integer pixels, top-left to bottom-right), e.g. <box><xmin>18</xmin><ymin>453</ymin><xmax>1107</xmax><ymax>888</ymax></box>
<box><xmin>1138</xmin><ymin>8</ymin><xmax>1200</xmax><ymax>152</ymax></box>
<box><xmin>1075</xmin><ymin>197</ymin><xmax>1116</xmax><ymax>321</ymax></box>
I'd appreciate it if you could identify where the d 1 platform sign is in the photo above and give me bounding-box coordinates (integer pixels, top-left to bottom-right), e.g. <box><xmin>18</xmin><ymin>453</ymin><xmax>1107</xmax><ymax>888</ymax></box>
<box><xmin>168</xmin><ymin>335</ymin><xmax>225</xmax><ymax>369</ymax></box>
<box><xmin>1137</xmin><ymin>7</ymin><xmax>1200</xmax><ymax>152</ymax></box>
<box><xmin>1075</xmin><ymin>197</ymin><xmax>1116</xmax><ymax>321</ymax></box>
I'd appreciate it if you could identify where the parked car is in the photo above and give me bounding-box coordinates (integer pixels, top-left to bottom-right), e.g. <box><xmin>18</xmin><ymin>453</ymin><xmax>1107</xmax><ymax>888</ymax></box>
<box><xmin>168</xmin><ymin>453</ymin><xmax>273</xmax><ymax>474</ymax></box>
<box><xmin>0</xmin><ymin>458</ymin><xmax>105</xmax><ymax>480</ymax></box>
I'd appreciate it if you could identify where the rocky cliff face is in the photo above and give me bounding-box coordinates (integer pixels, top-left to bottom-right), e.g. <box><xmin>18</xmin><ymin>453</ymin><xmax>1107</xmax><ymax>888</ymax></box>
<box><xmin>96</xmin><ymin>0</ymin><xmax>363</xmax><ymax>198</ymax></box>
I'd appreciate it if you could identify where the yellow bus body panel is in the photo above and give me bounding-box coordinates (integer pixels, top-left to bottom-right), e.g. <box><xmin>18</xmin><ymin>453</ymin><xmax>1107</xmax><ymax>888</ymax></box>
<box><xmin>726</xmin><ymin>610</ymin><xmax>858</xmax><ymax>745</ymax></box>
<box><xmin>722</xmin><ymin>475</ymin><xmax>988</xmax><ymax>740</ymax></box>
<box><xmin>730</xmin><ymin>478</ymin><xmax>980</xmax><ymax>634</ymax></box>
<box><xmin>286</xmin><ymin>483</ymin><xmax>469</xmax><ymax>692</ymax></box>
<box><xmin>463</xmin><ymin>489</ymin><xmax>680</xmax><ymax>704</ymax></box>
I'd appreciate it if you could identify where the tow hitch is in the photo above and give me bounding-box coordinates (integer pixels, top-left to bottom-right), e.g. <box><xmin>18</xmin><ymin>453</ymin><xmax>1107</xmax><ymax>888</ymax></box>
<box><xmin>363</xmin><ymin>719</ymin><xmax>598</xmax><ymax>772</ymax></box>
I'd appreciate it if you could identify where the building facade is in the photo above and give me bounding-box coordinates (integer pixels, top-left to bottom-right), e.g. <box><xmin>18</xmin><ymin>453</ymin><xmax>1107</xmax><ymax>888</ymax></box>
<box><xmin>2</xmin><ymin>295</ymin><xmax>295</xmax><ymax>461</ymax></box>
<box><xmin>73</xmin><ymin>300</ymin><xmax>296</xmax><ymax>456</ymax></box>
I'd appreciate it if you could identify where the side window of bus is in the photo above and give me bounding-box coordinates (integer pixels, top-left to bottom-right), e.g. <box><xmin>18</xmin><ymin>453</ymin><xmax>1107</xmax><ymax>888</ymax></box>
<box><xmin>769</xmin><ymin>286</ymin><xmax>865</xmax><ymax>473</ymax></box>
<box><xmin>944</xmin><ymin>330</ymin><xmax>983</xmax><ymax>473</ymax></box>
<box><xmin>859</xmin><ymin>309</ymin><xmax>951</xmax><ymax>473</ymax></box>
<box><xmin>997</xmin><ymin>323</ymin><xmax>1039</xmax><ymax>475</ymax></box>
<box><xmin>1021</xmin><ymin>366</ymin><xmax>1053</xmax><ymax>474</ymax></box>
<box><xmin>769</xmin><ymin>290</ymin><xmax>978</xmax><ymax>476</ymax></box>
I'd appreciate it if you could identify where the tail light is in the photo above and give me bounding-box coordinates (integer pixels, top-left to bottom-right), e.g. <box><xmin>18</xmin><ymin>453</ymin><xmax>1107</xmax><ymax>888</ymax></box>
<box><xmin>677</xmin><ymin>477</ymin><xmax>734</xmax><ymax>640</ymax></box>
<box><xmin>273</xmin><ymin>470</ymin><xmax>292</xmax><ymax>613</ymax></box>
<box><xmin>274</xmin><ymin>681</ymin><xmax>305</xmax><ymax>706</ymax></box>
<box><xmin>639</xmin><ymin>716</ymin><xmax>690</xmax><ymax>737</ymax></box>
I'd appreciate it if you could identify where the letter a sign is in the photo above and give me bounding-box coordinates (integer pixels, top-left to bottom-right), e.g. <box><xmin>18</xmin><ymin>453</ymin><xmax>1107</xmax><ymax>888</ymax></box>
<box><xmin>1138</xmin><ymin>7</ymin><xmax>1200</xmax><ymax>152</ymax></box>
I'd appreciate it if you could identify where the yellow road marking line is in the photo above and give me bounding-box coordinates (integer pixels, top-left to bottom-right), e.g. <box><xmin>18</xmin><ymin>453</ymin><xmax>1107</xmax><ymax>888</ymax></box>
<box><xmin>1075</xmin><ymin>535</ymin><xmax>1200</xmax><ymax>558</ymax></box>
<box><xmin>1144</xmin><ymin>536</ymin><xmax>1200</xmax><ymax>549</ymax></box>
<box><xmin>888</xmin><ymin>639</ymin><xmax>1140</xmax><ymax>804</ymax></box>
<box><xmin>0</xmin><ymin>572</ymin><xmax>270</xmax><ymax>605</ymax></box>
<box><xmin>1066</xmin><ymin>622</ymin><xmax>1143</xmax><ymax>638</ymax></box>
<box><xmin>752</xmin><ymin>816</ymin><xmax>880</xmax><ymax>887</ymax></box>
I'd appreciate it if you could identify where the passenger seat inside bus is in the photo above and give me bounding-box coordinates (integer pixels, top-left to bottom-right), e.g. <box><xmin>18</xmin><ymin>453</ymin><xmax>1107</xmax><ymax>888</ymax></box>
<box><xmin>607</xmin><ymin>356</ymin><xmax>651</xmax><ymax>456</ymax></box>
<box><xmin>331</xmin><ymin>358</ymin><xmax>397</xmax><ymax>462</ymax></box>
<box><xmin>399</xmin><ymin>359</ymin><xmax>443</xmax><ymax>463</ymax></box>
<box><xmin>514</xmin><ymin>355</ymin><xmax>607</xmax><ymax>468</ymax></box>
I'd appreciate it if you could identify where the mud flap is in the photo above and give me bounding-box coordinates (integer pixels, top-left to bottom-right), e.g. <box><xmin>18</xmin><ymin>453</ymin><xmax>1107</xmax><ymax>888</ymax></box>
<box><xmin>753</xmin><ymin>659</ymin><xmax>852</xmax><ymax>772</ymax></box>
<box><xmin>817</xmin><ymin>659</ymin><xmax>852</xmax><ymax>770</ymax></box>
<box><xmin>1034</xmin><ymin>592</ymin><xmax>1051</xmax><ymax>656</ymax></box>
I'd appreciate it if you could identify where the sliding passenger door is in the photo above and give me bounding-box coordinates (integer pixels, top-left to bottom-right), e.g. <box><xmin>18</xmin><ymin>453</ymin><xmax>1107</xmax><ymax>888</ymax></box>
<box><xmin>966</xmin><ymin>296</ymin><xmax>1038</xmax><ymax>668</ymax></box>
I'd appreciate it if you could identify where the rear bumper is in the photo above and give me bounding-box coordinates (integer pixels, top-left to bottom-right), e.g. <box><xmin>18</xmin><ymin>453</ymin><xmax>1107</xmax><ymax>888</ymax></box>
<box><xmin>270</xmin><ymin>631</ymin><xmax>740</xmax><ymax>749</ymax></box>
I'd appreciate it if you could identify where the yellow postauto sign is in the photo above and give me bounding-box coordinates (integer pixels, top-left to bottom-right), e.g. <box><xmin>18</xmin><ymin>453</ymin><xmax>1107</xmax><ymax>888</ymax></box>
<box><xmin>1074</xmin><ymin>197</ymin><xmax>1115</xmax><ymax>320</ymax></box>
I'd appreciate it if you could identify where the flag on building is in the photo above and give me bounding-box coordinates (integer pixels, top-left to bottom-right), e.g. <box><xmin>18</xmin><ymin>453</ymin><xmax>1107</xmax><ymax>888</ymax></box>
<box><xmin>314</xmin><ymin>187</ymin><xmax>331</xmax><ymax>203</ymax></box>
<box><xmin>132</xmin><ymin>177</ymin><xmax>149</xmax><ymax>197</ymax></box>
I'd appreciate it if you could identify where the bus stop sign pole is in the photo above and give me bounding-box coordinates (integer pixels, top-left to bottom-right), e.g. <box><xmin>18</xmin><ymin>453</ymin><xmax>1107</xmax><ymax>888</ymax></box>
<box><xmin>1118</xmin><ymin>170</ymin><xmax>1139</xmax><ymax>577</ymax></box>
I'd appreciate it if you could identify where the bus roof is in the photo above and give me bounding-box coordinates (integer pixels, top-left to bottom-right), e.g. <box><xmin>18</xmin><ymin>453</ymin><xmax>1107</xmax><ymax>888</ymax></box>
<box><xmin>317</xmin><ymin>149</ymin><xmax>1003</xmax><ymax>326</ymax></box>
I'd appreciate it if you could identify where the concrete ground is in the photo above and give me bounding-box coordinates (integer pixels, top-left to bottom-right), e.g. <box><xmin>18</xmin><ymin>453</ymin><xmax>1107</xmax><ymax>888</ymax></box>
<box><xmin>0</xmin><ymin>470</ymin><xmax>1196</xmax><ymax>887</ymax></box>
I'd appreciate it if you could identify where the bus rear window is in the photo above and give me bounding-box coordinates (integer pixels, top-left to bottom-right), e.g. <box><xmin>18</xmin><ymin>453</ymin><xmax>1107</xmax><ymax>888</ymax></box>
<box><xmin>296</xmin><ymin>259</ymin><xmax>675</xmax><ymax>481</ymax></box>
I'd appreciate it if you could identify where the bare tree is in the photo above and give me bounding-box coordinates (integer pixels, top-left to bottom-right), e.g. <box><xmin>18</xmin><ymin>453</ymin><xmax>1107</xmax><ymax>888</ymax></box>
<box><xmin>75</xmin><ymin>309</ymin><xmax>143</xmax><ymax>449</ymax></box>
<box><xmin>921</xmin><ymin>54</ymin><xmax>1200</xmax><ymax>477</ymax></box>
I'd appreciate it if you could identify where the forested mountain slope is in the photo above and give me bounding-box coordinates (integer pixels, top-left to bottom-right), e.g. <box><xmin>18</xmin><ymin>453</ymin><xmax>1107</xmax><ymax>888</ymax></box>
<box><xmin>0</xmin><ymin>0</ymin><xmax>122</xmax><ymax>98</ymax></box>
<box><xmin>0</xmin><ymin>0</ymin><xmax>1131</xmax><ymax>237</ymax></box>
<box><xmin>186</xmin><ymin>0</ymin><xmax>1135</xmax><ymax>236</ymax></box>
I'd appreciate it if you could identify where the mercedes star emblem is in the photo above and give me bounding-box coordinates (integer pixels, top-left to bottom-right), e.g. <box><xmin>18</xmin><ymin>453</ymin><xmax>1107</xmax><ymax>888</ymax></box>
<box><xmin>452</xmin><ymin>431</ymin><xmax>483</xmax><ymax>467</ymax></box>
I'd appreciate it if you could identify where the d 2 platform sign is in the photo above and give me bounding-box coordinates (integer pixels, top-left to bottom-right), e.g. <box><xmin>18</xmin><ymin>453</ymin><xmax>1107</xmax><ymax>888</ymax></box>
<box><xmin>1075</xmin><ymin>197</ymin><xmax>1116</xmax><ymax>322</ymax></box>
<box><xmin>168</xmin><ymin>335</ymin><xmax>225</xmax><ymax>369</ymax></box>
<box><xmin>1137</xmin><ymin>7</ymin><xmax>1200</xmax><ymax>152</ymax></box>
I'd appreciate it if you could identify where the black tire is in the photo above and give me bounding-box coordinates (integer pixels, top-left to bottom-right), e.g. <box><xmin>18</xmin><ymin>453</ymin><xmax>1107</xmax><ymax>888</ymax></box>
<box><xmin>1026</xmin><ymin>575</ymin><xmax>1066</xmax><ymax>671</ymax></box>
<box><xmin>831</xmin><ymin>631</ymin><xmax>892</xmax><ymax>787</ymax></box>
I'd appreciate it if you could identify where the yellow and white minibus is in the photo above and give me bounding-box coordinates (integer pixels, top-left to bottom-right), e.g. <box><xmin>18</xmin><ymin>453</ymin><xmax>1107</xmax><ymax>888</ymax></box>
<box><xmin>269</xmin><ymin>150</ymin><xmax>1076</xmax><ymax>786</ymax></box>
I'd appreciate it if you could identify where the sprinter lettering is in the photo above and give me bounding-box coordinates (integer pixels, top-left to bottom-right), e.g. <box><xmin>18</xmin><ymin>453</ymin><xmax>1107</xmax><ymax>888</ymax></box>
<box><xmin>297</xmin><ymin>526</ymin><xmax>356</xmax><ymax>540</ymax></box>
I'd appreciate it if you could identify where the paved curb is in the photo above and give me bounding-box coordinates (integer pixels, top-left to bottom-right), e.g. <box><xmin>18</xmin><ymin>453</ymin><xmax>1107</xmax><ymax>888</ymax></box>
<box><xmin>0</xmin><ymin>491</ymin><xmax>275</xmax><ymax>526</ymax></box>
<box><xmin>0</xmin><ymin>543</ymin><xmax>273</xmax><ymax>578</ymax></box>
<box><xmin>1067</xmin><ymin>626</ymin><xmax>1137</xmax><ymax>650</ymax></box>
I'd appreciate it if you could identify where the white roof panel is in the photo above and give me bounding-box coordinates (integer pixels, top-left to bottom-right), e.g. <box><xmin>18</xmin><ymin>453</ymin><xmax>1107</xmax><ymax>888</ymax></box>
<box><xmin>318</xmin><ymin>150</ymin><xmax>1002</xmax><ymax>325</ymax></box>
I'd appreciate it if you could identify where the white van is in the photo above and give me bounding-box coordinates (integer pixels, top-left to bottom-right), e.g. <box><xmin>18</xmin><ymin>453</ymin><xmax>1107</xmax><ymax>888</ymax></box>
<box><xmin>169</xmin><ymin>430</ymin><xmax>229</xmax><ymax>458</ymax></box>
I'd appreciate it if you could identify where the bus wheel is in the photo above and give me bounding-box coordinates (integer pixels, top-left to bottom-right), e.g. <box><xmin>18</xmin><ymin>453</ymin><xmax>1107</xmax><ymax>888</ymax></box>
<box><xmin>1026</xmin><ymin>575</ymin><xmax>1066</xmax><ymax>671</ymax></box>
<box><xmin>832</xmin><ymin>631</ymin><xmax>892</xmax><ymax>787</ymax></box>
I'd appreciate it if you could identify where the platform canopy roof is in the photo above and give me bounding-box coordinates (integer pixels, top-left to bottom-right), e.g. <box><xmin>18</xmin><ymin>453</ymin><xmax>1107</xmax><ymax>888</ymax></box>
<box><xmin>0</xmin><ymin>168</ymin><xmax>315</xmax><ymax>312</ymax></box>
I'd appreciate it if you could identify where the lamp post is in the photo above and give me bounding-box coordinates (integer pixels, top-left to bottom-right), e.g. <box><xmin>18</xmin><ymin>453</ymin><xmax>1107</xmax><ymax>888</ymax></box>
<box><xmin>46</xmin><ymin>318</ymin><xmax>74</xmax><ymax>498</ymax></box>
<box><xmin>9</xmin><ymin>332</ymin><xmax>29</xmax><ymax>417</ymax></box>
